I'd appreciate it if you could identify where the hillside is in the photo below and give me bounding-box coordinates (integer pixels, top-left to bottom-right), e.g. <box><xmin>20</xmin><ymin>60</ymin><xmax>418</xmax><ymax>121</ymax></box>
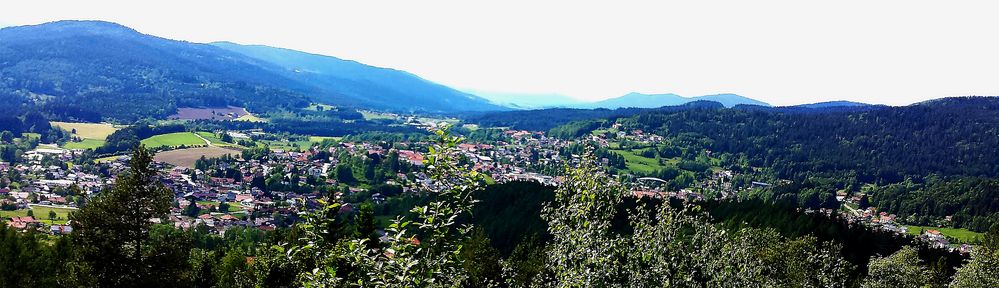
<box><xmin>210</xmin><ymin>42</ymin><xmax>505</xmax><ymax>112</ymax></box>
<box><xmin>0</xmin><ymin>20</ymin><xmax>504</xmax><ymax>123</ymax></box>
<box><xmin>614</xmin><ymin>97</ymin><xmax>999</xmax><ymax>181</ymax></box>
<box><xmin>0</xmin><ymin>20</ymin><xmax>314</xmax><ymax>122</ymax></box>
<box><xmin>466</xmin><ymin>100</ymin><xmax>725</xmax><ymax>131</ymax></box>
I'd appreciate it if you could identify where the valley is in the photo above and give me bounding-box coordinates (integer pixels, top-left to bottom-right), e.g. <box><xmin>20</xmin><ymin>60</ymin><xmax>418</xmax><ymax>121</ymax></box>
<box><xmin>0</xmin><ymin>18</ymin><xmax>996</xmax><ymax>288</ymax></box>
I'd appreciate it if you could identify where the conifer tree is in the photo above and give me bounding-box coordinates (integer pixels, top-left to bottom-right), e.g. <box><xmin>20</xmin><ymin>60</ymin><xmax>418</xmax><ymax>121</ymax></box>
<box><xmin>70</xmin><ymin>145</ymin><xmax>175</xmax><ymax>287</ymax></box>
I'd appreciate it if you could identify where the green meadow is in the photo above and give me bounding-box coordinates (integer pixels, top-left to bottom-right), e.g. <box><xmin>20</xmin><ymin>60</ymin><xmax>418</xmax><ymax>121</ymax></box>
<box><xmin>141</xmin><ymin>132</ymin><xmax>206</xmax><ymax>148</ymax></box>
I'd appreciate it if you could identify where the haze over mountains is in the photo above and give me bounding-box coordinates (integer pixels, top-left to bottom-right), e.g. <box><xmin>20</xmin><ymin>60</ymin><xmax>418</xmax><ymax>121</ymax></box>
<box><xmin>470</xmin><ymin>91</ymin><xmax>776</xmax><ymax>109</ymax></box>
<box><xmin>576</xmin><ymin>92</ymin><xmax>771</xmax><ymax>109</ymax></box>
<box><xmin>792</xmin><ymin>101</ymin><xmax>873</xmax><ymax>109</ymax></box>
<box><xmin>462</xmin><ymin>90</ymin><xmax>585</xmax><ymax>109</ymax></box>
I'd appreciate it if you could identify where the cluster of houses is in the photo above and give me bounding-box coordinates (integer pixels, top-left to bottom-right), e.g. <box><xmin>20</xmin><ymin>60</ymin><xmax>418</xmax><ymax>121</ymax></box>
<box><xmin>2</xmin><ymin>146</ymin><xmax>109</xmax><ymax>235</ymax></box>
<box><xmin>144</xmin><ymin>138</ymin><xmax>456</xmax><ymax>235</ymax></box>
<box><xmin>836</xmin><ymin>193</ymin><xmax>975</xmax><ymax>254</ymax></box>
<box><xmin>457</xmin><ymin>131</ymin><xmax>568</xmax><ymax>186</ymax></box>
<box><xmin>157</xmin><ymin>155</ymin><xmax>314</xmax><ymax>234</ymax></box>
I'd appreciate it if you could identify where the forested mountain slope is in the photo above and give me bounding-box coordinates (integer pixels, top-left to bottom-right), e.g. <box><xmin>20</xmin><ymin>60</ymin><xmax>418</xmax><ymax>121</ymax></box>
<box><xmin>618</xmin><ymin>96</ymin><xmax>999</xmax><ymax>182</ymax></box>
<box><xmin>0</xmin><ymin>20</ymin><xmax>504</xmax><ymax>122</ymax></box>
<box><xmin>211</xmin><ymin>42</ymin><xmax>504</xmax><ymax>112</ymax></box>
<box><xmin>0</xmin><ymin>20</ymin><xmax>313</xmax><ymax>122</ymax></box>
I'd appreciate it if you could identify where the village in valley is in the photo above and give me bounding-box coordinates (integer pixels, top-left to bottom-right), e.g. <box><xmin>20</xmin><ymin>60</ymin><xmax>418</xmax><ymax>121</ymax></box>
<box><xmin>4</xmin><ymin>10</ymin><xmax>999</xmax><ymax>286</ymax></box>
<box><xmin>1</xmin><ymin>112</ymin><xmax>982</xmax><ymax>255</ymax></box>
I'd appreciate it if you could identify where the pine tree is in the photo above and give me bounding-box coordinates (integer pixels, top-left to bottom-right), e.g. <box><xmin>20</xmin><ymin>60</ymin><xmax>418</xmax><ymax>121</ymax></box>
<box><xmin>69</xmin><ymin>145</ymin><xmax>175</xmax><ymax>287</ymax></box>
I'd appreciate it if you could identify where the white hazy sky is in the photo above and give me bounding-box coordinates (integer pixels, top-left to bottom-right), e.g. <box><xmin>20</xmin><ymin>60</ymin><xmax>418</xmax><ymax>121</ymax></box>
<box><xmin>3</xmin><ymin>0</ymin><xmax>999</xmax><ymax>105</ymax></box>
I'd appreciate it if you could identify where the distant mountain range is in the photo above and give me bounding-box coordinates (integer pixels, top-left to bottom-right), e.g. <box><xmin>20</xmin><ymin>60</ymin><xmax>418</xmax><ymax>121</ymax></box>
<box><xmin>576</xmin><ymin>92</ymin><xmax>771</xmax><ymax>109</ymax></box>
<box><xmin>791</xmin><ymin>101</ymin><xmax>872</xmax><ymax>109</ymax></box>
<box><xmin>463</xmin><ymin>90</ymin><xmax>584</xmax><ymax>109</ymax></box>
<box><xmin>473</xmin><ymin>91</ymin><xmax>772</xmax><ymax>110</ymax></box>
<box><xmin>0</xmin><ymin>20</ymin><xmax>504</xmax><ymax>121</ymax></box>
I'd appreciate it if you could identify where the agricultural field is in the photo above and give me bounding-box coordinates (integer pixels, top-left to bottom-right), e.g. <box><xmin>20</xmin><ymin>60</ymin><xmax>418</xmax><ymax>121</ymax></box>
<box><xmin>153</xmin><ymin>146</ymin><xmax>240</xmax><ymax>167</ymax></box>
<box><xmin>51</xmin><ymin>121</ymin><xmax>120</xmax><ymax>150</ymax></box>
<box><xmin>0</xmin><ymin>205</ymin><xmax>78</xmax><ymax>225</ymax></box>
<box><xmin>905</xmin><ymin>225</ymin><xmax>985</xmax><ymax>244</ymax></box>
<box><xmin>167</xmin><ymin>106</ymin><xmax>249</xmax><ymax>121</ymax></box>
<box><xmin>141</xmin><ymin>132</ymin><xmax>208</xmax><ymax>148</ymax></box>
<box><xmin>61</xmin><ymin>138</ymin><xmax>105</xmax><ymax>150</ymax></box>
<box><xmin>50</xmin><ymin>121</ymin><xmax>119</xmax><ymax>139</ymax></box>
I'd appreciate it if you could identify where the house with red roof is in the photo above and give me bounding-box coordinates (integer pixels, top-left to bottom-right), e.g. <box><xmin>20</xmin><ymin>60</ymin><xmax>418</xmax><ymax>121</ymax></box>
<box><xmin>8</xmin><ymin>216</ymin><xmax>38</xmax><ymax>229</ymax></box>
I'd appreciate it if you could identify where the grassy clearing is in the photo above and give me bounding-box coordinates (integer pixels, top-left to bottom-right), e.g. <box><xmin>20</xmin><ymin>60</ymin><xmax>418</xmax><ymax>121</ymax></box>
<box><xmin>21</xmin><ymin>133</ymin><xmax>40</xmax><ymax>140</ymax></box>
<box><xmin>51</xmin><ymin>121</ymin><xmax>119</xmax><ymax>140</ymax></box>
<box><xmin>309</xmin><ymin>136</ymin><xmax>341</xmax><ymax>143</ymax></box>
<box><xmin>195</xmin><ymin>132</ymin><xmax>243</xmax><ymax>148</ymax></box>
<box><xmin>141</xmin><ymin>132</ymin><xmax>206</xmax><ymax>148</ymax></box>
<box><xmin>609</xmin><ymin>147</ymin><xmax>691</xmax><ymax>175</ymax></box>
<box><xmin>304</xmin><ymin>103</ymin><xmax>336</xmax><ymax>111</ymax></box>
<box><xmin>462</xmin><ymin>124</ymin><xmax>480</xmax><ymax>131</ymax></box>
<box><xmin>94</xmin><ymin>155</ymin><xmax>125</xmax><ymax>163</ymax></box>
<box><xmin>196</xmin><ymin>200</ymin><xmax>217</xmax><ymax>206</ymax></box>
<box><xmin>62</xmin><ymin>139</ymin><xmax>105</xmax><ymax>150</ymax></box>
<box><xmin>265</xmin><ymin>140</ymin><xmax>314</xmax><ymax>151</ymax></box>
<box><xmin>235</xmin><ymin>113</ymin><xmax>266</xmax><ymax>122</ymax></box>
<box><xmin>196</xmin><ymin>132</ymin><xmax>225</xmax><ymax>143</ymax></box>
<box><xmin>360</xmin><ymin>110</ymin><xmax>396</xmax><ymax>121</ymax></box>
<box><xmin>905</xmin><ymin>225</ymin><xmax>984</xmax><ymax>243</ymax></box>
<box><xmin>193</xmin><ymin>201</ymin><xmax>244</xmax><ymax>213</ymax></box>
<box><xmin>0</xmin><ymin>206</ymin><xmax>77</xmax><ymax>225</ymax></box>
<box><xmin>418</xmin><ymin>117</ymin><xmax>459</xmax><ymax>125</ymax></box>
<box><xmin>611</xmin><ymin>148</ymin><xmax>662</xmax><ymax>174</ymax></box>
<box><xmin>591</xmin><ymin>127</ymin><xmax>620</xmax><ymax>137</ymax></box>
<box><xmin>228</xmin><ymin>203</ymin><xmax>245</xmax><ymax>213</ymax></box>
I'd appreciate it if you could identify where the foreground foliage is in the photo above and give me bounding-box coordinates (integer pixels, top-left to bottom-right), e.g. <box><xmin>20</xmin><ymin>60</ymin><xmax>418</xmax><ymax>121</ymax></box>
<box><xmin>293</xmin><ymin>125</ymin><xmax>485</xmax><ymax>287</ymax></box>
<box><xmin>532</xmin><ymin>153</ymin><xmax>853</xmax><ymax>287</ymax></box>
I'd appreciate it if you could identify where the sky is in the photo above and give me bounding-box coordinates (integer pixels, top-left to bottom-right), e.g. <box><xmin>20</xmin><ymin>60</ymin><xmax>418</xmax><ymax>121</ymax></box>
<box><xmin>3</xmin><ymin>1</ymin><xmax>999</xmax><ymax>106</ymax></box>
